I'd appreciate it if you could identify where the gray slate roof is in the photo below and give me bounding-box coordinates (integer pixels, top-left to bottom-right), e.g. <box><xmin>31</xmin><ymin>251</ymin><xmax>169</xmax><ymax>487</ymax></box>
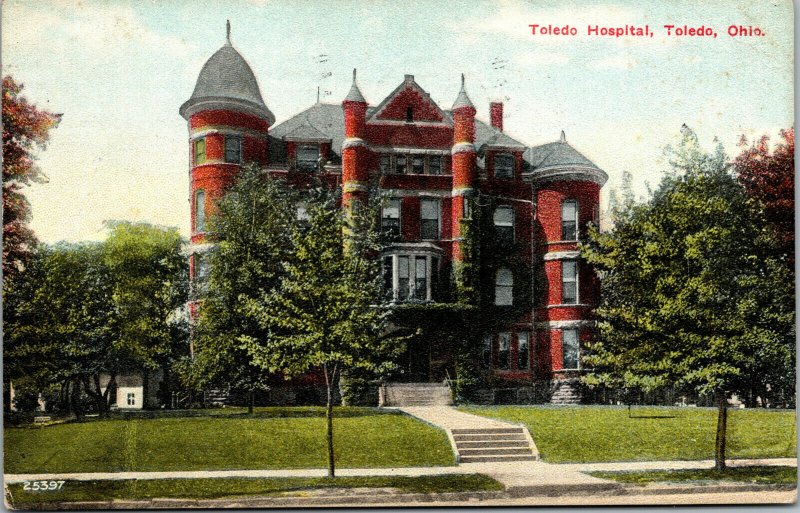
<box><xmin>182</xmin><ymin>43</ymin><xmax>273</xmax><ymax>120</ymax></box>
<box><xmin>526</xmin><ymin>138</ymin><xmax>600</xmax><ymax>170</ymax></box>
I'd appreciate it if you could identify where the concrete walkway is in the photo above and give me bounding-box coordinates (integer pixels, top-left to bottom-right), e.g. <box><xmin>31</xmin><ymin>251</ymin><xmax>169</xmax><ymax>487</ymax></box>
<box><xmin>398</xmin><ymin>406</ymin><xmax>521</xmax><ymax>430</ymax></box>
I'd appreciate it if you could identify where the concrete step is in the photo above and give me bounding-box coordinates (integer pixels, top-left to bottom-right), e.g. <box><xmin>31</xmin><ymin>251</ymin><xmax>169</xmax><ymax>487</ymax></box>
<box><xmin>451</xmin><ymin>428</ymin><xmax>524</xmax><ymax>435</ymax></box>
<box><xmin>455</xmin><ymin>440</ymin><xmax>529</xmax><ymax>448</ymax></box>
<box><xmin>452</xmin><ymin>432</ymin><xmax>526</xmax><ymax>441</ymax></box>
<box><xmin>458</xmin><ymin>447</ymin><xmax>533</xmax><ymax>456</ymax></box>
<box><xmin>460</xmin><ymin>454</ymin><xmax>537</xmax><ymax>463</ymax></box>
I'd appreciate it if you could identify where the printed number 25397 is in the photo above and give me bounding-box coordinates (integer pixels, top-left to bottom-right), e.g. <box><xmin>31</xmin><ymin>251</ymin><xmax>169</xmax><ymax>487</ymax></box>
<box><xmin>22</xmin><ymin>481</ymin><xmax>65</xmax><ymax>491</ymax></box>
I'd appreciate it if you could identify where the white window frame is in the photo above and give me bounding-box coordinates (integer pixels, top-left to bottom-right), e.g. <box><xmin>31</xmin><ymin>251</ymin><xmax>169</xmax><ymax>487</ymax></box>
<box><xmin>495</xmin><ymin>268</ymin><xmax>514</xmax><ymax>306</ymax></box>
<box><xmin>561</xmin><ymin>199</ymin><xmax>578</xmax><ymax>241</ymax></box>
<box><xmin>561</xmin><ymin>260</ymin><xmax>578</xmax><ymax>305</ymax></box>
<box><xmin>562</xmin><ymin>329</ymin><xmax>580</xmax><ymax>370</ymax></box>
<box><xmin>382</xmin><ymin>253</ymin><xmax>439</xmax><ymax>303</ymax></box>
<box><xmin>420</xmin><ymin>198</ymin><xmax>440</xmax><ymax>240</ymax></box>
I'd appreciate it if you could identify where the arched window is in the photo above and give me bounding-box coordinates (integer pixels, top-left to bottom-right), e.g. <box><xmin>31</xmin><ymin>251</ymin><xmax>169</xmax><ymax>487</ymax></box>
<box><xmin>561</xmin><ymin>199</ymin><xmax>578</xmax><ymax>240</ymax></box>
<box><xmin>495</xmin><ymin>268</ymin><xmax>513</xmax><ymax>306</ymax></box>
<box><xmin>194</xmin><ymin>190</ymin><xmax>206</xmax><ymax>233</ymax></box>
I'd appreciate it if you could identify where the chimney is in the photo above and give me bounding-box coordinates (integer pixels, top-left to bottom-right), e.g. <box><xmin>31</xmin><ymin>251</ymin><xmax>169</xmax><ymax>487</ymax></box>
<box><xmin>490</xmin><ymin>102</ymin><xmax>504</xmax><ymax>131</ymax></box>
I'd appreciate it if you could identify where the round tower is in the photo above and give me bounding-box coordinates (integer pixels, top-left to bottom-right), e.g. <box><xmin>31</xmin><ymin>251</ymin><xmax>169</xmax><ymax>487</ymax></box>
<box><xmin>341</xmin><ymin>69</ymin><xmax>368</xmax><ymax>210</ymax></box>
<box><xmin>180</xmin><ymin>22</ymin><xmax>275</xmax><ymax>319</ymax></box>
<box><xmin>450</xmin><ymin>74</ymin><xmax>477</xmax><ymax>263</ymax></box>
<box><xmin>530</xmin><ymin>131</ymin><xmax>607</xmax><ymax>381</ymax></box>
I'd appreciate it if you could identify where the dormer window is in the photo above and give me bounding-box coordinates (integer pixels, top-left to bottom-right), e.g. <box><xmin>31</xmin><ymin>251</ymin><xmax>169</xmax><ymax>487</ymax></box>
<box><xmin>494</xmin><ymin>153</ymin><xmax>514</xmax><ymax>179</ymax></box>
<box><xmin>406</xmin><ymin>106</ymin><xmax>413</xmax><ymax>122</ymax></box>
<box><xmin>296</xmin><ymin>145</ymin><xmax>319</xmax><ymax>172</ymax></box>
<box><xmin>224</xmin><ymin>135</ymin><xmax>242</xmax><ymax>164</ymax></box>
<box><xmin>194</xmin><ymin>138</ymin><xmax>206</xmax><ymax>165</ymax></box>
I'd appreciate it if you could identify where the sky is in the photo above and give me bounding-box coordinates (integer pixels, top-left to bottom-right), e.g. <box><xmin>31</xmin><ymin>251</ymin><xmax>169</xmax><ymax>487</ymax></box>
<box><xmin>3</xmin><ymin>0</ymin><xmax>793</xmax><ymax>243</ymax></box>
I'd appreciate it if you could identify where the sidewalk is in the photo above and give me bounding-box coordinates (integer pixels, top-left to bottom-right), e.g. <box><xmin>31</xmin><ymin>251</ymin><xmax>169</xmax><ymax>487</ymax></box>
<box><xmin>5</xmin><ymin>406</ymin><xmax>796</xmax><ymax>505</ymax></box>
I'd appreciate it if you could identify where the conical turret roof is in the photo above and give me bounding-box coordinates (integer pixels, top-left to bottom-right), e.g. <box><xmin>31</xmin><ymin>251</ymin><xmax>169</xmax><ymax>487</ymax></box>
<box><xmin>452</xmin><ymin>74</ymin><xmax>475</xmax><ymax>110</ymax></box>
<box><xmin>180</xmin><ymin>22</ymin><xmax>275</xmax><ymax>123</ymax></box>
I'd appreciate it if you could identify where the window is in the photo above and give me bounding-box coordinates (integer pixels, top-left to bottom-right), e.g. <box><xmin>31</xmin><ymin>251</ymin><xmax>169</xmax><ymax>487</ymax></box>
<box><xmin>127</xmin><ymin>393</ymin><xmax>135</xmax><ymax>406</ymax></box>
<box><xmin>296</xmin><ymin>202</ymin><xmax>309</xmax><ymax>222</ymax></box>
<box><xmin>397</xmin><ymin>256</ymin><xmax>410</xmax><ymax>301</ymax></box>
<box><xmin>420</xmin><ymin>198</ymin><xmax>440</xmax><ymax>240</ymax></box>
<box><xmin>562</xmin><ymin>260</ymin><xmax>577</xmax><ymax>304</ymax></box>
<box><xmin>482</xmin><ymin>334</ymin><xmax>492</xmax><ymax>369</ymax></box>
<box><xmin>495</xmin><ymin>268</ymin><xmax>514</xmax><ymax>306</ymax></box>
<box><xmin>462</xmin><ymin>197</ymin><xmax>472</xmax><ymax>219</ymax></box>
<box><xmin>429</xmin><ymin>156</ymin><xmax>442</xmax><ymax>175</ymax></box>
<box><xmin>194</xmin><ymin>190</ymin><xmax>206</xmax><ymax>233</ymax></box>
<box><xmin>382</xmin><ymin>256</ymin><xmax>393</xmax><ymax>301</ymax></box>
<box><xmin>561</xmin><ymin>199</ymin><xmax>578</xmax><ymax>240</ymax></box>
<box><xmin>498</xmin><ymin>332</ymin><xmax>511</xmax><ymax>370</ymax></box>
<box><xmin>396</xmin><ymin>155</ymin><xmax>407</xmax><ymax>174</ymax></box>
<box><xmin>412</xmin><ymin>156</ymin><xmax>424</xmax><ymax>174</ymax></box>
<box><xmin>494</xmin><ymin>153</ymin><xmax>514</xmax><ymax>179</ymax></box>
<box><xmin>430</xmin><ymin>256</ymin><xmax>439</xmax><ymax>300</ymax></box>
<box><xmin>413</xmin><ymin>256</ymin><xmax>427</xmax><ymax>300</ymax></box>
<box><xmin>380</xmin><ymin>154</ymin><xmax>391</xmax><ymax>174</ymax></box>
<box><xmin>296</xmin><ymin>145</ymin><xmax>319</xmax><ymax>172</ymax></box>
<box><xmin>194</xmin><ymin>138</ymin><xmax>206</xmax><ymax>165</ymax></box>
<box><xmin>382</xmin><ymin>198</ymin><xmax>401</xmax><ymax>238</ymax></box>
<box><xmin>562</xmin><ymin>329</ymin><xmax>579</xmax><ymax>369</ymax></box>
<box><xmin>517</xmin><ymin>332</ymin><xmax>530</xmax><ymax>370</ymax></box>
<box><xmin>195</xmin><ymin>253</ymin><xmax>209</xmax><ymax>281</ymax></box>
<box><xmin>493</xmin><ymin>206</ymin><xmax>514</xmax><ymax>245</ymax></box>
<box><xmin>224</xmin><ymin>135</ymin><xmax>242</xmax><ymax>163</ymax></box>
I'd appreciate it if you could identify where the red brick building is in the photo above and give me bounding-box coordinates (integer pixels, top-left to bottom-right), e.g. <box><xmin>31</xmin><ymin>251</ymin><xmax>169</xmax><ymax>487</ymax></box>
<box><xmin>180</xmin><ymin>28</ymin><xmax>607</xmax><ymax>404</ymax></box>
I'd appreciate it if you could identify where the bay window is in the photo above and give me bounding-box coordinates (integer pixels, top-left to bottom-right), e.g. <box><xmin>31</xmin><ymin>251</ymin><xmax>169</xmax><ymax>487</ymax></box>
<box><xmin>381</xmin><ymin>251</ymin><xmax>440</xmax><ymax>302</ymax></box>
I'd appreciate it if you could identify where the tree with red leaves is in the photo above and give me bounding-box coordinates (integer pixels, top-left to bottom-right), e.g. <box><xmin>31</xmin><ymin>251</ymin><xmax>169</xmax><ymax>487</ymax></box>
<box><xmin>2</xmin><ymin>75</ymin><xmax>61</xmax><ymax>278</ymax></box>
<box><xmin>734</xmin><ymin>128</ymin><xmax>794</xmax><ymax>265</ymax></box>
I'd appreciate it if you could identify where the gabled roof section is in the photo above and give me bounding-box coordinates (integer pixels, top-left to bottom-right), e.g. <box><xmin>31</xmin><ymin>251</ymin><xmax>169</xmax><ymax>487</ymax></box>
<box><xmin>269</xmin><ymin>103</ymin><xmax>346</xmax><ymax>164</ymax></box>
<box><xmin>474</xmin><ymin>118</ymin><xmax>526</xmax><ymax>151</ymax></box>
<box><xmin>367</xmin><ymin>75</ymin><xmax>450</xmax><ymax>124</ymax></box>
<box><xmin>283</xmin><ymin>120</ymin><xmax>331</xmax><ymax>142</ymax></box>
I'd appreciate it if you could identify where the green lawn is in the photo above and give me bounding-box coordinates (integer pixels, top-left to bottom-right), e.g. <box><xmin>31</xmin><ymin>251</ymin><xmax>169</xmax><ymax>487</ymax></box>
<box><xmin>461</xmin><ymin>406</ymin><xmax>796</xmax><ymax>463</ymax></box>
<box><xmin>5</xmin><ymin>474</ymin><xmax>503</xmax><ymax>505</ymax></box>
<box><xmin>5</xmin><ymin>407</ymin><xmax>455</xmax><ymax>473</ymax></box>
<box><xmin>588</xmin><ymin>466</ymin><xmax>797</xmax><ymax>486</ymax></box>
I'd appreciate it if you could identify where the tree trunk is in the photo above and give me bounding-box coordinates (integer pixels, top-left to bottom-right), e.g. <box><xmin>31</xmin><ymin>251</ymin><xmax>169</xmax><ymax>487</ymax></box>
<box><xmin>71</xmin><ymin>379</ymin><xmax>84</xmax><ymax>421</ymax></box>
<box><xmin>714</xmin><ymin>390</ymin><xmax>728</xmax><ymax>470</ymax></box>
<box><xmin>323</xmin><ymin>364</ymin><xmax>336</xmax><ymax>478</ymax></box>
<box><xmin>248</xmin><ymin>390</ymin><xmax>254</xmax><ymax>415</ymax></box>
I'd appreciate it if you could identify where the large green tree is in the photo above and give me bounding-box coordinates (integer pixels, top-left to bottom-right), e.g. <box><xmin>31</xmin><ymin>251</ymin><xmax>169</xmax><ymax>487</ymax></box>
<box><xmin>582</xmin><ymin>127</ymin><xmax>795</xmax><ymax>470</ymax></box>
<box><xmin>4</xmin><ymin>223</ymin><xmax>188</xmax><ymax>416</ymax></box>
<box><xmin>2</xmin><ymin>76</ymin><xmax>61</xmax><ymax>278</ymax></box>
<box><xmin>182</xmin><ymin>165</ymin><xmax>295</xmax><ymax>412</ymax></box>
<box><xmin>241</xmin><ymin>191</ymin><xmax>401</xmax><ymax>477</ymax></box>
